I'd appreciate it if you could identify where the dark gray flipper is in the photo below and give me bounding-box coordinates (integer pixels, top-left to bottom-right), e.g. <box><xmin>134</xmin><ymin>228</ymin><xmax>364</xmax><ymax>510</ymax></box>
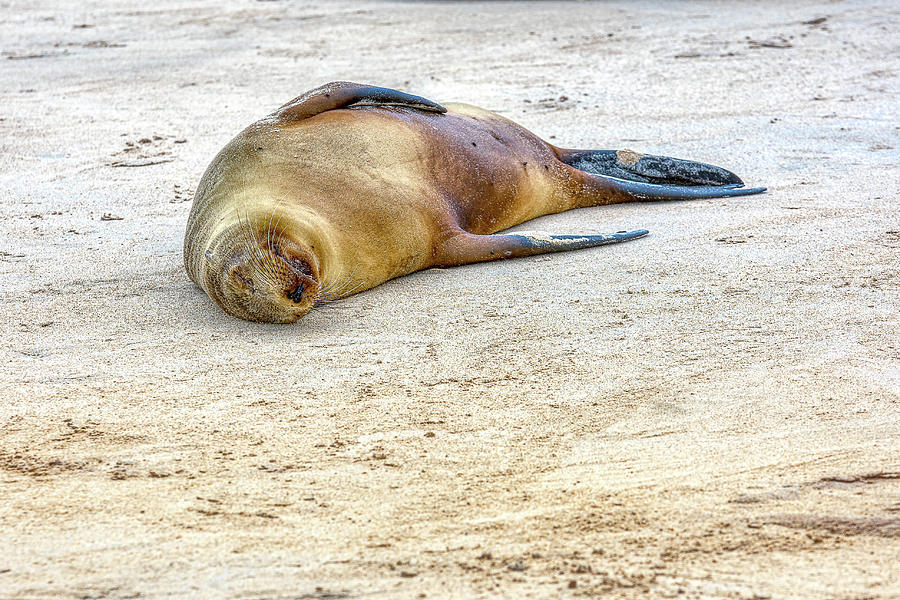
<box><xmin>605</xmin><ymin>179</ymin><xmax>766</xmax><ymax>200</ymax></box>
<box><xmin>344</xmin><ymin>86</ymin><xmax>447</xmax><ymax>113</ymax></box>
<box><xmin>559</xmin><ymin>148</ymin><xmax>765</xmax><ymax>200</ymax></box>
<box><xmin>564</xmin><ymin>149</ymin><xmax>745</xmax><ymax>187</ymax></box>
<box><xmin>275</xmin><ymin>81</ymin><xmax>446</xmax><ymax>122</ymax></box>
<box><xmin>435</xmin><ymin>230</ymin><xmax>648</xmax><ymax>266</ymax></box>
<box><xmin>508</xmin><ymin>230</ymin><xmax>649</xmax><ymax>253</ymax></box>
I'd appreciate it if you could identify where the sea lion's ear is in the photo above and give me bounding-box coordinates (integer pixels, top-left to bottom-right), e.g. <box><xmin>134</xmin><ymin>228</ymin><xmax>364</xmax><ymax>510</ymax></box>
<box><xmin>274</xmin><ymin>81</ymin><xmax>446</xmax><ymax>122</ymax></box>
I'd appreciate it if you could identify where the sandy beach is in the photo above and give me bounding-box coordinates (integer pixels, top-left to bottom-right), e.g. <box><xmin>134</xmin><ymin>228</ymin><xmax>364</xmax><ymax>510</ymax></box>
<box><xmin>1</xmin><ymin>1</ymin><xmax>898</xmax><ymax>597</ymax></box>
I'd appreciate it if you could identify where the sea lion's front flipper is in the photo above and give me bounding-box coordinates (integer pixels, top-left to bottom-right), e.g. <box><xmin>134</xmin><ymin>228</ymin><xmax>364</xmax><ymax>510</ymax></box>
<box><xmin>561</xmin><ymin>149</ymin><xmax>746</xmax><ymax>187</ymax></box>
<box><xmin>434</xmin><ymin>230</ymin><xmax>648</xmax><ymax>267</ymax></box>
<box><xmin>275</xmin><ymin>81</ymin><xmax>447</xmax><ymax>121</ymax></box>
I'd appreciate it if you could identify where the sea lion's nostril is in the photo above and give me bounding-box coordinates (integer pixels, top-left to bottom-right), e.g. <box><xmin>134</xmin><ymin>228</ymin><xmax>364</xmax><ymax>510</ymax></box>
<box><xmin>287</xmin><ymin>283</ymin><xmax>304</xmax><ymax>303</ymax></box>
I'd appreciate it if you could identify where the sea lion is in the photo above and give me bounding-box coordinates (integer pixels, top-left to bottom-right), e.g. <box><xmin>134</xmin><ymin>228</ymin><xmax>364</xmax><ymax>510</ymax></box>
<box><xmin>184</xmin><ymin>81</ymin><xmax>764</xmax><ymax>323</ymax></box>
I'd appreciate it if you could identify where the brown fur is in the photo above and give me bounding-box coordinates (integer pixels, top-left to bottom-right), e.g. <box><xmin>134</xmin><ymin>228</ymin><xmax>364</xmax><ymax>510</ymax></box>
<box><xmin>184</xmin><ymin>82</ymin><xmax>759</xmax><ymax>323</ymax></box>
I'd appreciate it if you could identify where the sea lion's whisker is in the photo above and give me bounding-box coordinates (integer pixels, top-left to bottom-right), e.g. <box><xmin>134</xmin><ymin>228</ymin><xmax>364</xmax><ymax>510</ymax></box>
<box><xmin>234</xmin><ymin>186</ymin><xmax>261</xmax><ymax>253</ymax></box>
<box><xmin>265</xmin><ymin>210</ymin><xmax>288</xmax><ymax>272</ymax></box>
<box><xmin>264</xmin><ymin>192</ymin><xmax>290</xmax><ymax>270</ymax></box>
<box><xmin>317</xmin><ymin>280</ymin><xmax>368</xmax><ymax>307</ymax></box>
<box><xmin>234</xmin><ymin>167</ymin><xmax>279</xmax><ymax>282</ymax></box>
<box><xmin>313</xmin><ymin>297</ymin><xmax>349</xmax><ymax>309</ymax></box>
<box><xmin>317</xmin><ymin>280</ymin><xmax>350</xmax><ymax>301</ymax></box>
<box><xmin>318</xmin><ymin>264</ymin><xmax>359</xmax><ymax>300</ymax></box>
<box><xmin>333</xmin><ymin>279</ymin><xmax>367</xmax><ymax>299</ymax></box>
<box><xmin>317</xmin><ymin>281</ymin><xmax>344</xmax><ymax>300</ymax></box>
<box><xmin>237</xmin><ymin>211</ymin><xmax>284</xmax><ymax>289</ymax></box>
<box><xmin>317</xmin><ymin>273</ymin><xmax>347</xmax><ymax>296</ymax></box>
<box><xmin>264</xmin><ymin>193</ymin><xmax>281</xmax><ymax>251</ymax></box>
<box><xmin>241</xmin><ymin>187</ymin><xmax>281</xmax><ymax>278</ymax></box>
<box><xmin>320</xmin><ymin>276</ymin><xmax>365</xmax><ymax>302</ymax></box>
<box><xmin>237</xmin><ymin>209</ymin><xmax>274</xmax><ymax>280</ymax></box>
<box><xmin>233</xmin><ymin>208</ymin><xmax>257</xmax><ymax>262</ymax></box>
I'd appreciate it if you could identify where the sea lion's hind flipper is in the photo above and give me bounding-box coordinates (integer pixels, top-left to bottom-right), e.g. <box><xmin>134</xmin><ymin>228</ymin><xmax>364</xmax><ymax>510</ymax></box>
<box><xmin>434</xmin><ymin>230</ymin><xmax>648</xmax><ymax>267</ymax></box>
<box><xmin>602</xmin><ymin>178</ymin><xmax>766</xmax><ymax>201</ymax></box>
<box><xmin>275</xmin><ymin>81</ymin><xmax>446</xmax><ymax>121</ymax></box>
<box><xmin>562</xmin><ymin>149</ymin><xmax>745</xmax><ymax>187</ymax></box>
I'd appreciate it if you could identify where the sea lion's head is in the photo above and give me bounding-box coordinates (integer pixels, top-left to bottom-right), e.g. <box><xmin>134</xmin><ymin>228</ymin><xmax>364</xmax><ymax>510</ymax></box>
<box><xmin>196</xmin><ymin>224</ymin><xmax>321</xmax><ymax>323</ymax></box>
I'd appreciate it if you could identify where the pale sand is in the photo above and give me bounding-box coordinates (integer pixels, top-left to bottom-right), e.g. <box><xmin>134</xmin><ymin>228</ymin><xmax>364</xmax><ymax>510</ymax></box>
<box><xmin>1</xmin><ymin>1</ymin><xmax>898</xmax><ymax>598</ymax></box>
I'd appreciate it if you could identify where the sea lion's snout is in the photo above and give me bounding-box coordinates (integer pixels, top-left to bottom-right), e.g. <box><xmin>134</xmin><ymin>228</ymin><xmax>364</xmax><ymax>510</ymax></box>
<box><xmin>206</xmin><ymin>228</ymin><xmax>320</xmax><ymax>323</ymax></box>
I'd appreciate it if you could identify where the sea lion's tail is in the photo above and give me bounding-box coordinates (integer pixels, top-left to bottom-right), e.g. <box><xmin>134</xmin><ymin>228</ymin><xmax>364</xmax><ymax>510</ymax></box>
<box><xmin>558</xmin><ymin>148</ymin><xmax>766</xmax><ymax>201</ymax></box>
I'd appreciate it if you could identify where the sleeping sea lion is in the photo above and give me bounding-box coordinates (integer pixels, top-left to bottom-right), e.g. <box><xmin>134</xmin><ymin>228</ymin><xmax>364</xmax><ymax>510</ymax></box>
<box><xmin>184</xmin><ymin>81</ymin><xmax>764</xmax><ymax>323</ymax></box>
